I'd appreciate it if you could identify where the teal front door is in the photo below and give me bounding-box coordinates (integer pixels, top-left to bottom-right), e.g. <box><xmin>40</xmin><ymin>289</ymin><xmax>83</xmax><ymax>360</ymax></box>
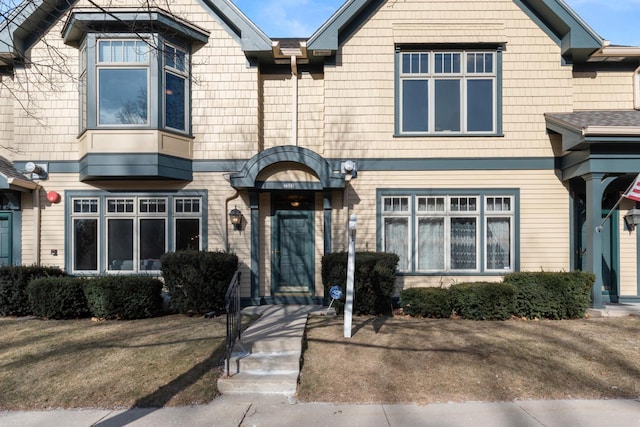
<box><xmin>272</xmin><ymin>210</ymin><xmax>314</xmax><ymax>294</ymax></box>
<box><xmin>0</xmin><ymin>213</ymin><xmax>12</xmax><ymax>266</ymax></box>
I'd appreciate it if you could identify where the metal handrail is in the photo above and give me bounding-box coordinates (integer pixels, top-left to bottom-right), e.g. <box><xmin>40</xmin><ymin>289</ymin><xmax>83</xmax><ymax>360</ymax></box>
<box><xmin>224</xmin><ymin>270</ymin><xmax>241</xmax><ymax>377</ymax></box>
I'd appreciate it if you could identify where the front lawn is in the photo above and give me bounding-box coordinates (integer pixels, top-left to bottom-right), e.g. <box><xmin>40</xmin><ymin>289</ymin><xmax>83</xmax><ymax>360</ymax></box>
<box><xmin>0</xmin><ymin>315</ymin><xmax>228</xmax><ymax>410</ymax></box>
<box><xmin>298</xmin><ymin>315</ymin><xmax>640</xmax><ymax>404</ymax></box>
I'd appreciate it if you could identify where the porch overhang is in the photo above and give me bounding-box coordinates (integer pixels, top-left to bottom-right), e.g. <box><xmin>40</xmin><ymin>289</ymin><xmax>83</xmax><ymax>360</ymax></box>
<box><xmin>229</xmin><ymin>146</ymin><xmax>346</xmax><ymax>190</ymax></box>
<box><xmin>546</xmin><ymin>110</ymin><xmax>640</xmax><ymax>180</ymax></box>
<box><xmin>0</xmin><ymin>157</ymin><xmax>37</xmax><ymax>192</ymax></box>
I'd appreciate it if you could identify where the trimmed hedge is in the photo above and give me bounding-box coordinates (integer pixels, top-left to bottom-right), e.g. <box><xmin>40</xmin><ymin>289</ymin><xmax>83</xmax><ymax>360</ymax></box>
<box><xmin>84</xmin><ymin>276</ymin><xmax>163</xmax><ymax>320</ymax></box>
<box><xmin>450</xmin><ymin>282</ymin><xmax>516</xmax><ymax>321</ymax></box>
<box><xmin>161</xmin><ymin>250</ymin><xmax>238</xmax><ymax>314</ymax></box>
<box><xmin>27</xmin><ymin>277</ymin><xmax>90</xmax><ymax>319</ymax></box>
<box><xmin>400</xmin><ymin>287</ymin><xmax>452</xmax><ymax>318</ymax></box>
<box><xmin>504</xmin><ymin>271</ymin><xmax>594</xmax><ymax>319</ymax></box>
<box><xmin>0</xmin><ymin>266</ymin><xmax>66</xmax><ymax>316</ymax></box>
<box><xmin>322</xmin><ymin>251</ymin><xmax>399</xmax><ymax>315</ymax></box>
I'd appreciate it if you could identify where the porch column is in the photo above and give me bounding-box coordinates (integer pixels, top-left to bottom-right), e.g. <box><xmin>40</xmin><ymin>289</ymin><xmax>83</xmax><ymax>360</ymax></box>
<box><xmin>323</xmin><ymin>192</ymin><xmax>332</xmax><ymax>255</ymax></box>
<box><xmin>583</xmin><ymin>173</ymin><xmax>614</xmax><ymax>308</ymax></box>
<box><xmin>250</xmin><ymin>191</ymin><xmax>260</xmax><ymax>303</ymax></box>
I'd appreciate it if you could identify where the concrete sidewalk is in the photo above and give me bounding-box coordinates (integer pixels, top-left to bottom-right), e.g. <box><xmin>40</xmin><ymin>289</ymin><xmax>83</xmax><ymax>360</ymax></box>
<box><xmin>1</xmin><ymin>396</ymin><xmax>639</xmax><ymax>427</ymax></box>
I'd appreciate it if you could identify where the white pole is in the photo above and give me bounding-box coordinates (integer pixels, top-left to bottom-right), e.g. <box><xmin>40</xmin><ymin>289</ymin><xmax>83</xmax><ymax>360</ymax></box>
<box><xmin>344</xmin><ymin>214</ymin><xmax>356</xmax><ymax>338</ymax></box>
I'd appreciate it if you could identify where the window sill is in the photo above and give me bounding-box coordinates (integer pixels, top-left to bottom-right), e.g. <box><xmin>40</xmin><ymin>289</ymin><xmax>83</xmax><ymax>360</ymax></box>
<box><xmin>397</xmin><ymin>270</ymin><xmax>513</xmax><ymax>276</ymax></box>
<box><xmin>393</xmin><ymin>132</ymin><xmax>504</xmax><ymax>138</ymax></box>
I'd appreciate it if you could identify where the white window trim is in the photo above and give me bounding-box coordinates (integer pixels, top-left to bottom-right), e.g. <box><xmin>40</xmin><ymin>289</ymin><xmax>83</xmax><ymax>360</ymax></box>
<box><xmin>381</xmin><ymin>196</ymin><xmax>412</xmax><ymax>272</ymax></box>
<box><xmin>399</xmin><ymin>49</ymin><xmax>497</xmax><ymax>135</ymax></box>
<box><xmin>70</xmin><ymin>198</ymin><xmax>100</xmax><ymax>274</ymax></box>
<box><xmin>484</xmin><ymin>196</ymin><xmax>514</xmax><ymax>272</ymax></box>
<box><xmin>379</xmin><ymin>192</ymin><xmax>515</xmax><ymax>274</ymax></box>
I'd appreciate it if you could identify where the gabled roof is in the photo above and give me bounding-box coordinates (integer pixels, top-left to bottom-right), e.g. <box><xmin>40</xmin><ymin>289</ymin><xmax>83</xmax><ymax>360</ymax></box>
<box><xmin>0</xmin><ymin>0</ymin><xmax>272</xmax><ymax>66</ymax></box>
<box><xmin>307</xmin><ymin>0</ymin><xmax>604</xmax><ymax>62</ymax></box>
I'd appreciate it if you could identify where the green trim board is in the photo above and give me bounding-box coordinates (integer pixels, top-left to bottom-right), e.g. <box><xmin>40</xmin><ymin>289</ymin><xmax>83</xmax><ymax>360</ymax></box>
<box><xmin>29</xmin><ymin>156</ymin><xmax>561</xmax><ymax>176</ymax></box>
<box><xmin>62</xmin><ymin>10</ymin><xmax>210</xmax><ymax>45</ymax></box>
<box><xmin>79</xmin><ymin>153</ymin><xmax>193</xmax><ymax>181</ymax></box>
<box><xmin>230</xmin><ymin>146</ymin><xmax>346</xmax><ymax>190</ymax></box>
<box><xmin>196</xmin><ymin>0</ymin><xmax>271</xmax><ymax>53</ymax></box>
<box><xmin>308</xmin><ymin>0</ymin><xmax>601</xmax><ymax>63</ymax></box>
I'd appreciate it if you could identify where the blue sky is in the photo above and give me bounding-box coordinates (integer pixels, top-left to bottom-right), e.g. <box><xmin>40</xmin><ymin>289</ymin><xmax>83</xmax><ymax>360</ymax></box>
<box><xmin>232</xmin><ymin>0</ymin><xmax>640</xmax><ymax>46</ymax></box>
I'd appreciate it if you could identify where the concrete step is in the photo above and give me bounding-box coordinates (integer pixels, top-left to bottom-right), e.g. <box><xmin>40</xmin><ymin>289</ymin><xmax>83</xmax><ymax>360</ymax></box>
<box><xmin>226</xmin><ymin>351</ymin><xmax>301</xmax><ymax>374</ymax></box>
<box><xmin>217</xmin><ymin>372</ymin><xmax>299</xmax><ymax>395</ymax></box>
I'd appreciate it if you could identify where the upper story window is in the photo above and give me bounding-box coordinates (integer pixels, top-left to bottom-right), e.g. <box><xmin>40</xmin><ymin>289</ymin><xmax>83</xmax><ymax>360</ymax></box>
<box><xmin>81</xmin><ymin>36</ymin><xmax>190</xmax><ymax>134</ymax></box>
<box><xmin>63</xmin><ymin>9</ymin><xmax>210</xmax><ymax>137</ymax></box>
<box><xmin>97</xmin><ymin>40</ymin><xmax>150</xmax><ymax>126</ymax></box>
<box><xmin>397</xmin><ymin>48</ymin><xmax>501</xmax><ymax>136</ymax></box>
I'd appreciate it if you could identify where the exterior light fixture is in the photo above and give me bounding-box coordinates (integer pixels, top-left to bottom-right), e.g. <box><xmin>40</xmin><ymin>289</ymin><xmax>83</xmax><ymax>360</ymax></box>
<box><xmin>624</xmin><ymin>208</ymin><xmax>640</xmax><ymax>231</ymax></box>
<box><xmin>229</xmin><ymin>206</ymin><xmax>242</xmax><ymax>231</ymax></box>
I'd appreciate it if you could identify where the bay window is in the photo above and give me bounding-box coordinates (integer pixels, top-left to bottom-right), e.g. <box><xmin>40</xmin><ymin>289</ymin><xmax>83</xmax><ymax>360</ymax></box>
<box><xmin>68</xmin><ymin>192</ymin><xmax>205</xmax><ymax>274</ymax></box>
<box><xmin>79</xmin><ymin>35</ymin><xmax>191</xmax><ymax>134</ymax></box>
<box><xmin>397</xmin><ymin>48</ymin><xmax>500</xmax><ymax>135</ymax></box>
<box><xmin>379</xmin><ymin>190</ymin><xmax>517</xmax><ymax>274</ymax></box>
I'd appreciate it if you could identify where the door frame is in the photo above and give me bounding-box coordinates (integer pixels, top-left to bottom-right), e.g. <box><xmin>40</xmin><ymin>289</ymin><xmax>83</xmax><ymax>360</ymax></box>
<box><xmin>0</xmin><ymin>212</ymin><xmax>13</xmax><ymax>266</ymax></box>
<box><xmin>270</xmin><ymin>193</ymin><xmax>315</xmax><ymax>296</ymax></box>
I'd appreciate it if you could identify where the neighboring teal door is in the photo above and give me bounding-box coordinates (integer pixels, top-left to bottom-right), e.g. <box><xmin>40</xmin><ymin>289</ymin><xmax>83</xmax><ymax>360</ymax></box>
<box><xmin>0</xmin><ymin>213</ymin><xmax>12</xmax><ymax>266</ymax></box>
<box><xmin>272</xmin><ymin>210</ymin><xmax>314</xmax><ymax>294</ymax></box>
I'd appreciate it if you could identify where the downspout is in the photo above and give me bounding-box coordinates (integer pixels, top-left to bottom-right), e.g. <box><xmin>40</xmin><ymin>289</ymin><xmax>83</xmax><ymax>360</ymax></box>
<box><xmin>291</xmin><ymin>55</ymin><xmax>298</xmax><ymax>146</ymax></box>
<box><xmin>223</xmin><ymin>173</ymin><xmax>240</xmax><ymax>252</ymax></box>
<box><xmin>33</xmin><ymin>187</ymin><xmax>41</xmax><ymax>265</ymax></box>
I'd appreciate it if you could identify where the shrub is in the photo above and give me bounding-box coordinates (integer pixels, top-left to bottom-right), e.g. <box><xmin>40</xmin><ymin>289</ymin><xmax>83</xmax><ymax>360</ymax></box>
<box><xmin>322</xmin><ymin>251</ymin><xmax>399</xmax><ymax>315</ymax></box>
<box><xmin>84</xmin><ymin>276</ymin><xmax>163</xmax><ymax>320</ymax></box>
<box><xmin>503</xmin><ymin>272</ymin><xmax>594</xmax><ymax>319</ymax></box>
<box><xmin>27</xmin><ymin>277</ymin><xmax>90</xmax><ymax>319</ymax></box>
<box><xmin>161</xmin><ymin>250</ymin><xmax>238</xmax><ymax>314</ymax></box>
<box><xmin>450</xmin><ymin>282</ymin><xmax>516</xmax><ymax>320</ymax></box>
<box><xmin>400</xmin><ymin>287</ymin><xmax>452</xmax><ymax>318</ymax></box>
<box><xmin>0</xmin><ymin>266</ymin><xmax>66</xmax><ymax>316</ymax></box>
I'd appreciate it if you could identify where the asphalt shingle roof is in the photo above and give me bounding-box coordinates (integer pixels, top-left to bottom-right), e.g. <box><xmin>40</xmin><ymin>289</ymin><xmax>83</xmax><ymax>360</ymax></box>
<box><xmin>545</xmin><ymin>110</ymin><xmax>640</xmax><ymax>131</ymax></box>
<box><xmin>0</xmin><ymin>156</ymin><xmax>25</xmax><ymax>180</ymax></box>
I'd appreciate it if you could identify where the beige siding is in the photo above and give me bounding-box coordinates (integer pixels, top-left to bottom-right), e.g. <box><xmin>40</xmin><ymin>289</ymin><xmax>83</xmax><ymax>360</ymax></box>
<box><xmin>619</xmin><ymin>199</ymin><xmax>638</xmax><ymax>297</ymax></box>
<box><xmin>573</xmin><ymin>71</ymin><xmax>635</xmax><ymax>110</ymax></box>
<box><xmin>5</xmin><ymin>0</ymin><xmax>261</xmax><ymax>164</ymax></box>
<box><xmin>322</xmin><ymin>0</ymin><xmax>574</xmax><ymax>160</ymax></box>
<box><xmin>346</xmin><ymin>169</ymin><xmax>569</xmax><ymax>290</ymax></box>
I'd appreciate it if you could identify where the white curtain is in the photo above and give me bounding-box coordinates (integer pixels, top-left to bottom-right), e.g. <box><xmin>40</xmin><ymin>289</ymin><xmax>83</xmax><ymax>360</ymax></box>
<box><xmin>418</xmin><ymin>217</ymin><xmax>444</xmax><ymax>270</ymax></box>
<box><xmin>487</xmin><ymin>217</ymin><xmax>510</xmax><ymax>269</ymax></box>
<box><xmin>385</xmin><ymin>217</ymin><xmax>409</xmax><ymax>270</ymax></box>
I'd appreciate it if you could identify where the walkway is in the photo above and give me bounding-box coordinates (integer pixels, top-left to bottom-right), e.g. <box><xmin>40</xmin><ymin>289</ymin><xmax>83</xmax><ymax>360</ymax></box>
<box><xmin>1</xmin><ymin>397</ymin><xmax>639</xmax><ymax>426</ymax></box>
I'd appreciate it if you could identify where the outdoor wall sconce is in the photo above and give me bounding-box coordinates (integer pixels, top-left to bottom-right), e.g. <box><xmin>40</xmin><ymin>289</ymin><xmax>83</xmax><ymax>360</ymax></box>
<box><xmin>340</xmin><ymin>160</ymin><xmax>357</xmax><ymax>177</ymax></box>
<box><xmin>229</xmin><ymin>207</ymin><xmax>242</xmax><ymax>231</ymax></box>
<box><xmin>624</xmin><ymin>208</ymin><xmax>640</xmax><ymax>231</ymax></box>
